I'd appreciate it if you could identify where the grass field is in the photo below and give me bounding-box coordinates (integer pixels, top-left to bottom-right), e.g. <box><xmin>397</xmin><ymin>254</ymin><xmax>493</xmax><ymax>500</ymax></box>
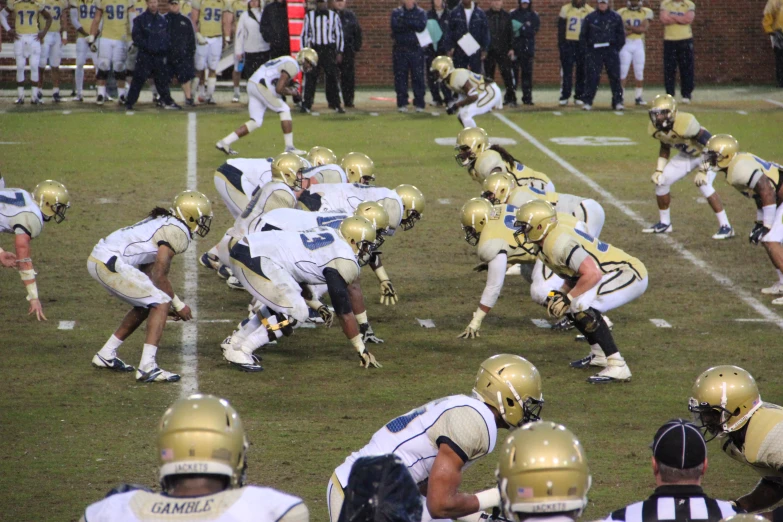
<box><xmin>2</xmin><ymin>88</ymin><xmax>783</xmax><ymax>521</ymax></box>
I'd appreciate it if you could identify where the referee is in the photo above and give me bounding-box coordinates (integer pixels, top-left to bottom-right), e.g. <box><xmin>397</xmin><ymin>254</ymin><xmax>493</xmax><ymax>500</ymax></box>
<box><xmin>604</xmin><ymin>419</ymin><xmax>738</xmax><ymax>522</ymax></box>
<box><xmin>300</xmin><ymin>0</ymin><xmax>345</xmax><ymax>113</ymax></box>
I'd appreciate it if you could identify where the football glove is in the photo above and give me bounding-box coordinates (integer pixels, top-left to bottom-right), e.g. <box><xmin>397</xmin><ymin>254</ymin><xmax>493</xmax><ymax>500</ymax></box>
<box><xmin>359</xmin><ymin>350</ymin><xmax>382</xmax><ymax>368</ymax></box>
<box><xmin>651</xmin><ymin>170</ymin><xmax>664</xmax><ymax>186</ymax></box>
<box><xmin>316</xmin><ymin>305</ymin><xmax>334</xmax><ymax>328</ymax></box>
<box><xmin>750</xmin><ymin>223</ymin><xmax>770</xmax><ymax>245</ymax></box>
<box><xmin>196</xmin><ymin>32</ymin><xmax>208</xmax><ymax>45</ymax></box>
<box><xmin>446</xmin><ymin>103</ymin><xmax>457</xmax><ymax>115</ymax></box>
<box><xmin>545</xmin><ymin>290</ymin><xmax>571</xmax><ymax>319</ymax></box>
<box><xmin>360</xmin><ymin>322</ymin><xmax>384</xmax><ymax>344</ymax></box>
<box><xmin>292</xmin><ymin>91</ymin><xmax>302</xmax><ymax>104</ymax></box>
<box><xmin>693</xmin><ymin>171</ymin><xmax>709</xmax><ymax>187</ymax></box>
<box><xmin>379</xmin><ymin>279</ymin><xmax>398</xmax><ymax>305</ymax></box>
<box><xmin>458</xmin><ymin>310</ymin><xmax>485</xmax><ymax>339</ymax></box>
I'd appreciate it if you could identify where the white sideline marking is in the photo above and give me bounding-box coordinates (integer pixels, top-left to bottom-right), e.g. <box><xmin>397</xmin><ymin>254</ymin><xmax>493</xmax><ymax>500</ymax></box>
<box><xmin>695</xmin><ymin>197</ymin><xmax>707</xmax><ymax>204</ymax></box>
<box><xmin>369</xmin><ymin>112</ymin><xmax>379</xmax><ymax>116</ymax></box>
<box><xmin>0</xmin><ymin>142</ymin><xmax>22</xmax><ymax>145</ymax></box>
<box><xmin>737</xmin><ymin>110</ymin><xmax>748</xmax><ymax>115</ymax></box>
<box><xmin>530</xmin><ymin>318</ymin><xmax>552</xmax><ymax>329</ymax></box>
<box><xmin>58</xmin><ymin>321</ymin><xmax>75</xmax><ymax>330</ymax></box>
<box><xmin>169</xmin><ymin>319</ymin><xmax>232</xmax><ymax>324</ymax></box>
<box><xmin>437</xmin><ymin>198</ymin><xmax>451</xmax><ymax>205</ymax></box>
<box><xmin>180</xmin><ymin>112</ymin><xmax>199</xmax><ymax>398</ymax></box>
<box><xmin>62</xmin><ymin>110</ymin><xmax>72</xmax><ymax>115</ymax></box>
<box><xmin>649</xmin><ymin>318</ymin><xmax>672</xmax><ymax>328</ymax></box>
<box><xmin>735</xmin><ymin>318</ymin><xmax>774</xmax><ymax>322</ymax></box>
<box><xmin>552</xmin><ymin>111</ymin><xmax>562</xmax><ymax>116</ymax></box>
<box><xmin>125</xmin><ymin>111</ymin><xmax>134</xmax><ymax>115</ymax></box>
<box><xmin>765</xmin><ymin>99</ymin><xmax>783</xmax><ymax>108</ymax></box>
<box><xmin>493</xmin><ymin>112</ymin><xmax>783</xmax><ymax>331</ymax></box>
<box><xmin>96</xmin><ymin>197</ymin><xmax>115</xmax><ymax>204</ymax></box>
<box><xmin>430</xmin><ymin>111</ymin><xmax>440</xmax><ymax>116</ymax></box>
<box><xmin>614</xmin><ymin>111</ymin><xmax>624</xmax><ymax>116</ymax></box>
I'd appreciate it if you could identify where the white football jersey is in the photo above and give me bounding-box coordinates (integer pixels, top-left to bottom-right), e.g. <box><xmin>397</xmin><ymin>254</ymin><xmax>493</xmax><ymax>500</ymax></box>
<box><xmin>80</xmin><ymin>485</ymin><xmax>308</xmax><ymax>522</ymax></box>
<box><xmin>251</xmin><ymin>208</ymin><xmax>350</xmax><ymax>234</ymax></box>
<box><xmin>230</xmin><ymin>182</ymin><xmax>297</xmax><ymax>239</ymax></box>
<box><xmin>299</xmin><ymin>184</ymin><xmax>403</xmax><ymax>232</ymax></box>
<box><xmin>227</xmin><ymin>158</ymin><xmax>273</xmax><ymax>196</ymax></box>
<box><xmin>91</xmin><ymin>216</ymin><xmax>191</xmax><ymax>267</ymax></box>
<box><xmin>246</xmin><ymin>227</ymin><xmax>359</xmax><ymax>285</ymax></box>
<box><xmin>301</xmin><ymin>164</ymin><xmax>348</xmax><ymax>184</ymax></box>
<box><xmin>249</xmin><ymin>56</ymin><xmax>300</xmax><ymax>87</ymax></box>
<box><xmin>334</xmin><ymin>395</ymin><xmax>498</xmax><ymax>488</ymax></box>
<box><xmin>0</xmin><ymin>189</ymin><xmax>44</xmax><ymax>238</ymax></box>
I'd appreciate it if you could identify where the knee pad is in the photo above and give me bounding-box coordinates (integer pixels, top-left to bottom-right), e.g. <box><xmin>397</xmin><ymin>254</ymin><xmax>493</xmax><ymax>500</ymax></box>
<box><xmin>115</xmin><ymin>66</ymin><xmax>126</xmax><ymax>74</ymax></box>
<box><xmin>278</xmin><ymin>109</ymin><xmax>292</xmax><ymax>123</ymax></box>
<box><xmin>699</xmin><ymin>183</ymin><xmax>716</xmax><ymax>199</ymax></box>
<box><xmin>655</xmin><ymin>184</ymin><xmax>671</xmax><ymax>197</ymax></box>
<box><xmin>571</xmin><ymin>308</ymin><xmax>602</xmax><ymax>334</ymax></box>
<box><xmin>245</xmin><ymin>120</ymin><xmax>260</xmax><ymax>133</ymax></box>
<box><xmin>96</xmin><ymin>68</ymin><xmax>109</xmax><ymax>80</ymax></box>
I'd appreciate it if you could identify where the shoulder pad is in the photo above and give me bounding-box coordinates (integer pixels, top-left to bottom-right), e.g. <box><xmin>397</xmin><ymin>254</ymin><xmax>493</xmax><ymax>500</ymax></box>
<box><xmin>673</xmin><ymin>112</ymin><xmax>699</xmax><ymax>137</ymax></box>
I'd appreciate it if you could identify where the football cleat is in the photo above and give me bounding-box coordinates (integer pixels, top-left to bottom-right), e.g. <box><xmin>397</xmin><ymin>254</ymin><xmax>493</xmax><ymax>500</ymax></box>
<box><xmin>712</xmin><ymin>225</ymin><xmax>735</xmax><ymax>240</ymax></box>
<box><xmin>335</xmin><ymin>106</ymin><xmax>346</xmax><ymax>114</ymax></box>
<box><xmin>635</xmin><ymin>97</ymin><xmax>647</xmax><ymax>106</ymax></box>
<box><xmin>570</xmin><ymin>353</ymin><xmax>607</xmax><ymax>369</ymax></box>
<box><xmin>587</xmin><ymin>359</ymin><xmax>631</xmax><ymax>383</ymax></box>
<box><xmin>226</xmin><ymin>276</ymin><xmax>244</xmax><ymax>290</ymax></box>
<box><xmin>582</xmin><ymin>104</ymin><xmax>592</xmax><ymax>111</ymax></box>
<box><xmin>163</xmin><ymin>103</ymin><xmax>182</xmax><ymax>110</ymax></box>
<box><xmin>772</xmin><ymin>296</ymin><xmax>783</xmax><ymax>305</ymax></box>
<box><xmin>681</xmin><ymin>98</ymin><xmax>691</xmax><ymax>104</ymax></box>
<box><xmin>558</xmin><ymin>98</ymin><xmax>568</xmax><ymax>106</ymax></box>
<box><xmin>215</xmin><ymin>141</ymin><xmax>238</xmax><ymax>156</ymax></box>
<box><xmin>232</xmin><ymin>94</ymin><xmax>240</xmax><ymax>103</ymax></box>
<box><xmin>37</xmin><ymin>90</ymin><xmax>43</xmax><ymax>100</ymax></box>
<box><xmin>552</xmin><ymin>317</ymin><xmax>575</xmax><ymax>331</ymax></box>
<box><xmin>199</xmin><ymin>252</ymin><xmax>221</xmax><ymax>271</ymax></box>
<box><xmin>197</xmin><ymin>94</ymin><xmax>205</xmax><ymax>103</ymax></box>
<box><xmin>96</xmin><ymin>94</ymin><xmax>105</xmax><ymax>105</ymax></box>
<box><xmin>284</xmin><ymin>146</ymin><xmax>306</xmax><ymax>155</ymax></box>
<box><xmin>575</xmin><ymin>99</ymin><xmax>585</xmax><ymax>106</ymax></box>
<box><xmin>31</xmin><ymin>98</ymin><xmax>44</xmax><ymax>105</ymax></box>
<box><xmin>221</xmin><ymin>333</ymin><xmax>263</xmax><ymax>372</ymax></box>
<box><xmin>14</xmin><ymin>97</ymin><xmax>24</xmax><ymax>105</ymax></box>
<box><xmin>119</xmin><ymin>94</ymin><xmax>127</xmax><ymax>104</ymax></box>
<box><xmin>642</xmin><ymin>222</ymin><xmax>672</xmax><ymax>234</ymax></box>
<box><xmin>92</xmin><ymin>353</ymin><xmax>135</xmax><ymax>372</ymax></box>
<box><xmin>614</xmin><ymin>103</ymin><xmax>624</xmax><ymax>111</ymax></box>
<box><xmin>206</xmin><ymin>97</ymin><xmax>217</xmax><ymax>105</ymax></box>
<box><xmin>216</xmin><ymin>264</ymin><xmax>232</xmax><ymax>280</ymax></box>
<box><xmin>136</xmin><ymin>366</ymin><xmax>181</xmax><ymax>383</ymax></box>
<box><xmin>72</xmin><ymin>95</ymin><xmax>84</xmax><ymax>102</ymax></box>
<box><xmin>52</xmin><ymin>92</ymin><xmax>62</xmax><ymax>103</ymax></box>
<box><xmin>185</xmin><ymin>97</ymin><xmax>195</xmax><ymax>106</ymax></box>
<box><xmin>397</xmin><ymin>106</ymin><xmax>408</xmax><ymax>113</ymax></box>
<box><xmin>153</xmin><ymin>93</ymin><xmax>161</xmax><ymax>106</ymax></box>
<box><xmin>761</xmin><ymin>282</ymin><xmax>783</xmax><ymax>295</ymax></box>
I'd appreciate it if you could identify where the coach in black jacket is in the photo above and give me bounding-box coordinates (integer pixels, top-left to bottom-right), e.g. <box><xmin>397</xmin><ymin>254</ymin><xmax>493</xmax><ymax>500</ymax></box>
<box><xmin>335</xmin><ymin>0</ymin><xmax>362</xmax><ymax>108</ymax></box>
<box><xmin>426</xmin><ymin>0</ymin><xmax>451</xmax><ymax>106</ymax></box>
<box><xmin>486</xmin><ymin>0</ymin><xmax>515</xmax><ymax>105</ymax></box>
<box><xmin>579</xmin><ymin>0</ymin><xmax>624</xmax><ymax>110</ymax></box>
<box><xmin>261</xmin><ymin>0</ymin><xmax>290</xmax><ymax>59</ymax></box>
<box><xmin>511</xmin><ymin>0</ymin><xmax>539</xmax><ymax>105</ymax></box>
<box><xmin>445</xmin><ymin>0</ymin><xmax>489</xmax><ymax>72</ymax></box>
<box><xmin>166</xmin><ymin>0</ymin><xmax>196</xmax><ymax>104</ymax></box>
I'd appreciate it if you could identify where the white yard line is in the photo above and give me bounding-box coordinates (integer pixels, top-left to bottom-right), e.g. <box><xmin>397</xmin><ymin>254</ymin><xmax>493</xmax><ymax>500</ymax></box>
<box><xmin>58</xmin><ymin>320</ymin><xmax>75</xmax><ymax>330</ymax></box>
<box><xmin>493</xmin><ymin>112</ymin><xmax>783</xmax><ymax>331</ymax></box>
<box><xmin>530</xmin><ymin>318</ymin><xmax>552</xmax><ymax>329</ymax></box>
<box><xmin>765</xmin><ymin>99</ymin><xmax>783</xmax><ymax>108</ymax></box>
<box><xmin>180</xmin><ymin>112</ymin><xmax>199</xmax><ymax>398</ymax></box>
<box><xmin>649</xmin><ymin>319</ymin><xmax>672</xmax><ymax>328</ymax></box>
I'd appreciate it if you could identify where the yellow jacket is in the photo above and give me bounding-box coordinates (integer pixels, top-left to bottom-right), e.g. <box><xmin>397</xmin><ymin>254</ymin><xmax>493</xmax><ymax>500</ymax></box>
<box><xmin>763</xmin><ymin>0</ymin><xmax>783</xmax><ymax>33</ymax></box>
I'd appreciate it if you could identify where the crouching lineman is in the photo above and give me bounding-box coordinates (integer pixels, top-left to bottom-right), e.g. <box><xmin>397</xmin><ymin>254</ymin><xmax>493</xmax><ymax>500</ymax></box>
<box><xmin>689</xmin><ymin>365</ymin><xmax>783</xmax><ymax>513</ymax></box>
<box><xmin>0</xmin><ymin>0</ymin><xmax>52</xmax><ymax>104</ymax></box>
<box><xmin>1</xmin><ymin>180</ymin><xmax>70</xmax><ymax>321</ymax></box>
<box><xmin>474</xmin><ymin>147</ymin><xmax>555</xmax><ymax>193</ymax></box>
<box><xmin>454</xmin><ymin>126</ymin><xmax>490</xmax><ymax>182</ymax></box>
<box><xmin>225</xmin><ymin>216</ymin><xmax>382</xmax><ymax>370</ymax></box>
<box><xmin>215</xmin><ymin>48</ymin><xmax>318</xmax><ymax>156</ymax></box>
<box><xmin>88</xmin><ymin>191</ymin><xmax>213</xmax><ymax>383</ymax></box>
<box><xmin>644</xmin><ymin>94</ymin><xmax>733</xmax><ymax>239</ymax></box>
<box><xmin>700</xmin><ymin>135</ymin><xmax>783</xmax><ymax>302</ymax></box>
<box><xmin>514</xmin><ymin>200</ymin><xmax>648</xmax><ymax>383</ymax></box>
<box><xmin>213</xmin><ymin>157</ymin><xmax>274</xmax><ymax>219</ymax></box>
<box><xmin>430</xmin><ymin>56</ymin><xmax>502</xmax><ymax>128</ymax></box>
<box><xmin>327</xmin><ymin>354</ymin><xmax>544</xmax><ymax>522</ymax></box>
<box><xmin>79</xmin><ymin>394</ymin><xmax>309</xmax><ymax>522</ymax></box>
<box><xmin>496</xmin><ymin>421</ymin><xmax>590</xmax><ymax>522</ymax></box>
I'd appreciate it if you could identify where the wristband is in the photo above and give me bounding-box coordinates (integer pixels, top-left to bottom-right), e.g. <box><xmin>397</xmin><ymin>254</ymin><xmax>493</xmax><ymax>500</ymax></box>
<box><xmin>566</xmin><ymin>292</ymin><xmax>575</xmax><ymax>303</ymax></box>
<box><xmin>171</xmin><ymin>295</ymin><xmax>186</xmax><ymax>312</ymax></box>
<box><xmin>475</xmin><ymin>488</ymin><xmax>501</xmax><ymax>510</ymax></box>
<box><xmin>355</xmin><ymin>311</ymin><xmax>368</xmax><ymax>324</ymax></box>
<box><xmin>25</xmin><ymin>281</ymin><xmax>39</xmax><ymax>301</ymax></box>
<box><xmin>350</xmin><ymin>334</ymin><xmax>365</xmax><ymax>355</ymax></box>
<box><xmin>0</xmin><ymin>247</ymin><xmax>4</xmax><ymax>254</ymax></box>
<box><xmin>468</xmin><ymin>308</ymin><xmax>487</xmax><ymax>330</ymax></box>
<box><xmin>62</xmin><ymin>31</ymin><xmax>67</xmax><ymax>40</ymax></box>
<box><xmin>757</xmin><ymin>208</ymin><xmax>765</xmax><ymax>222</ymax></box>
<box><xmin>656</xmin><ymin>157</ymin><xmax>668</xmax><ymax>172</ymax></box>
<box><xmin>763</xmin><ymin>204</ymin><xmax>776</xmax><ymax>230</ymax></box>
<box><xmin>374</xmin><ymin>266</ymin><xmax>390</xmax><ymax>283</ymax></box>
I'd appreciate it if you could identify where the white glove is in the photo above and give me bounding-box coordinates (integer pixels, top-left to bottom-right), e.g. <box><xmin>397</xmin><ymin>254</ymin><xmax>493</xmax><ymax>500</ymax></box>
<box><xmin>458</xmin><ymin>310</ymin><xmax>486</xmax><ymax>339</ymax></box>
<box><xmin>359</xmin><ymin>350</ymin><xmax>382</xmax><ymax>368</ymax></box>
<box><xmin>651</xmin><ymin>170</ymin><xmax>664</xmax><ymax>186</ymax></box>
<box><xmin>86</xmin><ymin>34</ymin><xmax>95</xmax><ymax>44</ymax></box>
<box><xmin>196</xmin><ymin>32</ymin><xmax>207</xmax><ymax>45</ymax></box>
<box><xmin>694</xmin><ymin>171</ymin><xmax>708</xmax><ymax>187</ymax></box>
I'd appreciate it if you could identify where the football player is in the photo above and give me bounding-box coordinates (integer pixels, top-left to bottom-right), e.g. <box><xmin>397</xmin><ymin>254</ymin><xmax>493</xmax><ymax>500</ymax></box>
<box><xmin>87</xmin><ymin>191</ymin><xmax>212</xmax><ymax>383</ymax></box>
<box><xmin>454</xmin><ymin>126</ymin><xmax>490</xmax><ymax>181</ymax></box>
<box><xmin>617</xmin><ymin>0</ymin><xmax>653</xmax><ymax>106</ymax></box>
<box><xmin>339</xmin><ymin>152</ymin><xmax>376</xmax><ymax>185</ymax></box>
<box><xmin>496</xmin><ymin>421</ymin><xmax>591</xmax><ymax>522</ymax></box>
<box><xmin>0</xmin><ymin>0</ymin><xmax>52</xmax><ymax>104</ymax></box>
<box><xmin>229</xmin><ymin>0</ymin><xmax>245</xmax><ymax>102</ymax></box>
<box><xmin>474</xmin><ymin>147</ymin><xmax>556</xmax><ymax>193</ymax></box>
<box><xmin>216</xmin><ymin>49</ymin><xmax>316</xmax><ymax>156</ymax></box>
<box><xmin>689</xmin><ymin>365</ymin><xmax>783</xmax><ymax>512</ymax></box>
<box><xmin>190</xmin><ymin>0</ymin><xmax>232</xmax><ymax>104</ymax></box>
<box><xmin>37</xmin><ymin>0</ymin><xmax>68</xmax><ymax>102</ymax></box>
<box><xmin>68</xmin><ymin>0</ymin><xmax>97</xmax><ymax>101</ymax></box>
<box><xmin>701</xmin><ymin>135</ymin><xmax>783</xmax><ymax>301</ymax></box>
<box><xmin>213</xmin><ymin>157</ymin><xmax>273</xmax><ymax>219</ymax></box>
<box><xmin>327</xmin><ymin>354</ymin><xmax>544</xmax><ymax>522</ymax></box>
<box><xmin>1</xmin><ymin>180</ymin><xmax>70</xmax><ymax>321</ymax></box>
<box><xmin>514</xmin><ymin>200</ymin><xmax>648</xmax><ymax>383</ymax></box>
<box><xmin>225</xmin><ymin>216</ymin><xmax>382</xmax><ymax>370</ymax></box>
<box><xmin>87</xmin><ymin>0</ymin><xmax>130</xmax><ymax>104</ymax></box>
<box><xmin>307</xmin><ymin>146</ymin><xmax>337</xmax><ymax>166</ymax></box>
<box><xmin>430</xmin><ymin>55</ymin><xmax>503</xmax><ymax>128</ymax></box>
<box><xmin>79</xmin><ymin>394</ymin><xmax>310</xmax><ymax>522</ymax></box>
<box><xmin>644</xmin><ymin>94</ymin><xmax>734</xmax><ymax>239</ymax></box>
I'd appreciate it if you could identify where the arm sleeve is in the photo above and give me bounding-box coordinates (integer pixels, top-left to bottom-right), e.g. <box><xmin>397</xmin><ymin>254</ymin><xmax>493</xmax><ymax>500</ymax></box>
<box><xmin>324</xmin><ymin>267</ymin><xmax>353</xmax><ymax>315</ymax></box>
<box><xmin>481</xmin><ymin>14</ymin><xmax>491</xmax><ymax>48</ymax></box>
<box><xmin>413</xmin><ymin>8</ymin><xmax>427</xmax><ymax>32</ymax></box>
<box><xmin>132</xmin><ymin>13</ymin><xmax>144</xmax><ymax>47</ymax></box>
<box><xmin>557</xmin><ymin>17</ymin><xmax>566</xmax><ymax>45</ymax></box>
<box><xmin>532</xmin><ymin>12</ymin><xmax>540</xmax><ymax>33</ymax></box>
<box><xmin>0</xmin><ymin>9</ymin><xmax>10</xmax><ymax>31</ymax></box>
<box><xmin>479</xmin><ymin>252</ymin><xmax>507</xmax><ymax>308</ymax></box>
<box><xmin>505</xmin><ymin>15</ymin><xmax>513</xmax><ymax>48</ymax></box>
<box><xmin>427</xmin><ymin>406</ymin><xmax>491</xmax><ymax>462</ymax></box>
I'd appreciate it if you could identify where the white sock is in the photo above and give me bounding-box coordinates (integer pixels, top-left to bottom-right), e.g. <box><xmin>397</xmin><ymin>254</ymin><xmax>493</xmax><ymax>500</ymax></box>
<box><xmin>140</xmin><ymin>343</ymin><xmax>158</xmax><ymax>370</ymax></box>
<box><xmin>208</xmin><ymin>245</ymin><xmax>220</xmax><ymax>257</ymax></box>
<box><xmin>98</xmin><ymin>85</ymin><xmax>106</xmax><ymax>96</ymax></box>
<box><xmin>777</xmin><ymin>269</ymin><xmax>783</xmax><ymax>284</ymax></box>
<box><xmin>659</xmin><ymin>208</ymin><xmax>671</xmax><ymax>225</ymax></box>
<box><xmin>207</xmin><ymin>77</ymin><xmax>217</xmax><ymax>97</ymax></box>
<box><xmin>245</xmin><ymin>324</ymin><xmax>271</xmax><ymax>350</ymax></box>
<box><xmin>355</xmin><ymin>311</ymin><xmax>368</xmax><ymax>324</ymax></box>
<box><xmin>240</xmin><ymin>314</ymin><xmax>262</xmax><ymax>336</ymax></box>
<box><xmin>233</xmin><ymin>86</ymin><xmax>240</xmax><ymax>96</ymax></box>
<box><xmin>283</xmin><ymin>132</ymin><xmax>294</xmax><ymax>148</ymax></box>
<box><xmin>191</xmin><ymin>77</ymin><xmax>200</xmax><ymax>94</ymax></box>
<box><xmin>98</xmin><ymin>334</ymin><xmax>124</xmax><ymax>359</ymax></box>
<box><xmin>199</xmin><ymin>84</ymin><xmax>206</xmax><ymax>98</ymax></box>
<box><xmin>222</xmin><ymin>132</ymin><xmax>239</xmax><ymax>145</ymax></box>
<box><xmin>607</xmin><ymin>352</ymin><xmax>624</xmax><ymax>362</ymax></box>
<box><xmin>18</xmin><ymin>86</ymin><xmax>24</xmax><ymax>98</ymax></box>
<box><xmin>590</xmin><ymin>344</ymin><xmax>605</xmax><ymax>358</ymax></box>
<box><xmin>715</xmin><ymin>210</ymin><xmax>730</xmax><ymax>227</ymax></box>
<box><xmin>75</xmin><ymin>67</ymin><xmax>84</xmax><ymax>95</ymax></box>
<box><xmin>635</xmin><ymin>87</ymin><xmax>643</xmax><ymax>99</ymax></box>
<box><xmin>118</xmin><ymin>86</ymin><xmax>126</xmax><ymax>97</ymax></box>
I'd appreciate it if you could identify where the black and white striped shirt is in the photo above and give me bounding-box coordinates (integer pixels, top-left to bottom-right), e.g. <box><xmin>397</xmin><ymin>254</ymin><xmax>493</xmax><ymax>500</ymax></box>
<box><xmin>605</xmin><ymin>486</ymin><xmax>737</xmax><ymax>522</ymax></box>
<box><xmin>300</xmin><ymin>9</ymin><xmax>344</xmax><ymax>52</ymax></box>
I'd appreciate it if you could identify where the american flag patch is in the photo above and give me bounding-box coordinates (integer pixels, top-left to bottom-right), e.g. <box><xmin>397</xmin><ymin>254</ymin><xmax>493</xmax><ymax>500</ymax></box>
<box><xmin>517</xmin><ymin>487</ymin><xmax>534</xmax><ymax>498</ymax></box>
<box><xmin>161</xmin><ymin>449</ymin><xmax>174</xmax><ymax>461</ymax></box>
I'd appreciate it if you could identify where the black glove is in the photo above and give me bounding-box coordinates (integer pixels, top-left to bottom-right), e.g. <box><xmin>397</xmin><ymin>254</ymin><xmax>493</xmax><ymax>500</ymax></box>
<box><xmin>360</xmin><ymin>322</ymin><xmax>384</xmax><ymax>344</ymax></box>
<box><xmin>750</xmin><ymin>222</ymin><xmax>770</xmax><ymax>245</ymax></box>
<box><xmin>292</xmin><ymin>92</ymin><xmax>302</xmax><ymax>104</ymax></box>
<box><xmin>446</xmin><ymin>103</ymin><xmax>457</xmax><ymax>115</ymax></box>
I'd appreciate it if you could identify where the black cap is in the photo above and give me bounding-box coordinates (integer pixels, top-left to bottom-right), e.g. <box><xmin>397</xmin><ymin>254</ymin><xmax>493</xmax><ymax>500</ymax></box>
<box><xmin>650</xmin><ymin>419</ymin><xmax>707</xmax><ymax>469</ymax></box>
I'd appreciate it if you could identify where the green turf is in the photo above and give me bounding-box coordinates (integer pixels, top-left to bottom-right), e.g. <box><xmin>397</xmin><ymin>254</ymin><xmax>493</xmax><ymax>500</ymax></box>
<box><xmin>1</xmin><ymin>100</ymin><xmax>782</xmax><ymax>521</ymax></box>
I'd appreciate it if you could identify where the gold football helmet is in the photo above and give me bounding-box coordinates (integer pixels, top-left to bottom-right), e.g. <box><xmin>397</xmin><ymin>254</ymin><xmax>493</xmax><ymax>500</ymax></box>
<box><xmin>473</xmin><ymin>354</ymin><xmax>544</xmax><ymax>428</ymax></box>
<box><xmin>430</xmin><ymin>55</ymin><xmax>454</xmax><ymax>81</ymax></box>
<box><xmin>271</xmin><ymin>152</ymin><xmax>305</xmax><ymax>188</ymax></box>
<box><xmin>297</xmin><ymin>47</ymin><xmax>318</xmax><ymax>68</ymax></box>
<box><xmin>513</xmin><ymin>200</ymin><xmax>557</xmax><ymax>244</ymax></box>
<box><xmin>703</xmin><ymin>134</ymin><xmax>739</xmax><ymax>170</ymax></box>
<box><xmin>497</xmin><ymin>421</ymin><xmax>590</xmax><ymax>521</ymax></box>
<box><xmin>339</xmin><ymin>216</ymin><xmax>377</xmax><ymax>266</ymax></box>
<box><xmin>481</xmin><ymin>172</ymin><xmax>516</xmax><ymax>205</ymax></box>
<box><xmin>474</xmin><ymin>150</ymin><xmax>507</xmax><ymax>183</ymax></box>
<box><xmin>307</xmin><ymin>146</ymin><xmax>337</xmax><ymax>166</ymax></box>
<box><xmin>395</xmin><ymin>184</ymin><xmax>425</xmax><ymax>231</ymax></box>
<box><xmin>649</xmin><ymin>94</ymin><xmax>677</xmax><ymax>131</ymax></box>
<box><xmin>158</xmin><ymin>394</ymin><xmax>248</xmax><ymax>491</ymax></box>
<box><xmin>172</xmin><ymin>190</ymin><xmax>213</xmax><ymax>237</ymax></box>
<box><xmin>341</xmin><ymin>152</ymin><xmax>375</xmax><ymax>185</ymax></box>
<box><xmin>33</xmin><ymin>180</ymin><xmax>70</xmax><ymax>223</ymax></box>
<box><xmin>688</xmin><ymin>365</ymin><xmax>762</xmax><ymax>437</ymax></box>
<box><xmin>455</xmin><ymin>127</ymin><xmax>490</xmax><ymax>167</ymax></box>
<box><xmin>460</xmin><ymin>197</ymin><xmax>493</xmax><ymax>246</ymax></box>
<box><xmin>720</xmin><ymin>515</ymin><xmax>768</xmax><ymax>522</ymax></box>
<box><xmin>354</xmin><ymin>201</ymin><xmax>390</xmax><ymax>247</ymax></box>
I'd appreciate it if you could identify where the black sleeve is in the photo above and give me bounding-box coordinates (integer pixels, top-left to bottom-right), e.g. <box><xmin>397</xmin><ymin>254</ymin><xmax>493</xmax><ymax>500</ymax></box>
<box><xmin>260</xmin><ymin>5</ymin><xmax>273</xmax><ymax>41</ymax></box>
<box><xmin>435</xmin><ymin>436</ymin><xmax>469</xmax><ymax>463</ymax></box>
<box><xmin>557</xmin><ymin>17</ymin><xmax>566</xmax><ymax>46</ymax></box>
<box><xmin>324</xmin><ymin>267</ymin><xmax>353</xmax><ymax>315</ymax></box>
<box><xmin>532</xmin><ymin>12</ymin><xmax>540</xmax><ymax>34</ymax></box>
<box><xmin>354</xmin><ymin>14</ymin><xmax>363</xmax><ymax>51</ymax></box>
<box><xmin>296</xmin><ymin>190</ymin><xmax>322</xmax><ymax>211</ymax></box>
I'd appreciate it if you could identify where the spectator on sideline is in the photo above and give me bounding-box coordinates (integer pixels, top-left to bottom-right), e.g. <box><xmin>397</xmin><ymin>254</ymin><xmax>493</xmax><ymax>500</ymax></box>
<box><xmin>558</xmin><ymin>0</ymin><xmax>593</xmax><ymax>106</ymax></box>
<box><xmin>301</xmin><ymin>0</ymin><xmax>345</xmax><ymax>113</ymax></box>
<box><xmin>261</xmin><ymin>0</ymin><xmax>290</xmax><ymax>60</ymax></box>
<box><xmin>426</xmin><ymin>0</ymin><xmax>452</xmax><ymax>107</ymax></box>
<box><xmin>660</xmin><ymin>0</ymin><xmax>695</xmax><ymax>103</ymax></box>
<box><xmin>486</xmin><ymin>0</ymin><xmax>515</xmax><ymax>105</ymax></box>
<box><xmin>446</xmin><ymin>0</ymin><xmax>489</xmax><ymax>72</ymax></box>
<box><xmin>235</xmin><ymin>0</ymin><xmax>270</xmax><ymax>81</ymax></box>
<box><xmin>763</xmin><ymin>0</ymin><xmax>783</xmax><ymax>87</ymax></box>
<box><xmin>580</xmin><ymin>0</ymin><xmax>624</xmax><ymax>111</ymax></box>
<box><xmin>511</xmin><ymin>0</ymin><xmax>539</xmax><ymax>106</ymax></box>
<box><xmin>166</xmin><ymin>0</ymin><xmax>196</xmax><ymax>105</ymax></box>
<box><xmin>334</xmin><ymin>0</ymin><xmax>362</xmax><ymax>108</ymax></box>
<box><xmin>618</xmin><ymin>0</ymin><xmax>653</xmax><ymax>106</ymax></box>
<box><xmin>391</xmin><ymin>0</ymin><xmax>427</xmax><ymax>112</ymax></box>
